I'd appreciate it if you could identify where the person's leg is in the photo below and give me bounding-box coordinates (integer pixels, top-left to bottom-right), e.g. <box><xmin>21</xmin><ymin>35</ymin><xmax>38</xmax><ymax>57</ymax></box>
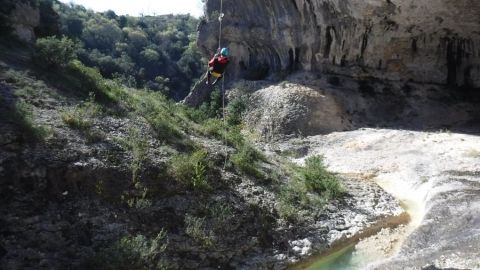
<box><xmin>206</xmin><ymin>71</ymin><xmax>211</xmax><ymax>85</ymax></box>
<box><xmin>211</xmin><ymin>75</ymin><xmax>223</xmax><ymax>86</ymax></box>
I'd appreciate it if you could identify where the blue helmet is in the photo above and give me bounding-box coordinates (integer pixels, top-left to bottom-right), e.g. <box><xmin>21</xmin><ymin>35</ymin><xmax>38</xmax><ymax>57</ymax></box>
<box><xmin>220</xmin><ymin>47</ymin><xmax>230</xmax><ymax>56</ymax></box>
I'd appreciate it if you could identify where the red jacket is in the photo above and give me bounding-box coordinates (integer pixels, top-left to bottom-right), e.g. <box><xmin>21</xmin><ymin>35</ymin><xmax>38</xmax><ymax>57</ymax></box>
<box><xmin>208</xmin><ymin>54</ymin><xmax>229</xmax><ymax>74</ymax></box>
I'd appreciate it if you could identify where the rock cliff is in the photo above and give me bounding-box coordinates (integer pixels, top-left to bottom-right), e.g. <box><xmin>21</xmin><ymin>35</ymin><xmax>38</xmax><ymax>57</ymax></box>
<box><xmin>199</xmin><ymin>0</ymin><xmax>480</xmax><ymax>88</ymax></box>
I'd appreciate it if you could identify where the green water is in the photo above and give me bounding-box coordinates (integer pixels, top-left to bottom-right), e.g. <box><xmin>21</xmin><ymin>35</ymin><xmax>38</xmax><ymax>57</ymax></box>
<box><xmin>304</xmin><ymin>244</ymin><xmax>366</xmax><ymax>270</ymax></box>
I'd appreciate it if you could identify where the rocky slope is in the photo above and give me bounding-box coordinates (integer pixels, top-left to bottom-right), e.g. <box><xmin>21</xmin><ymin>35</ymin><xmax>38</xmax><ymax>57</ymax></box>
<box><xmin>199</xmin><ymin>0</ymin><xmax>480</xmax><ymax>88</ymax></box>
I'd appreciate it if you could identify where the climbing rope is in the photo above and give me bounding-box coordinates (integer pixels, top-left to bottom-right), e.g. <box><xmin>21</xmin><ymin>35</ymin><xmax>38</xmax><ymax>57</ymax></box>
<box><xmin>222</xmin><ymin>72</ymin><xmax>228</xmax><ymax>169</ymax></box>
<box><xmin>218</xmin><ymin>0</ymin><xmax>224</xmax><ymax>50</ymax></box>
<box><xmin>216</xmin><ymin>0</ymin><xmax>229</xmax><ymax>169</ymax></box>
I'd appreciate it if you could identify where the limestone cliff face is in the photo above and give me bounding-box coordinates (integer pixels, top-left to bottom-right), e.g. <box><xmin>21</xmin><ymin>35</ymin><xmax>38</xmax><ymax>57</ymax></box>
<box><xmin>198</xmin><ymin>0</ymin><xmax>480</xmax><ymax>87</ymax></box>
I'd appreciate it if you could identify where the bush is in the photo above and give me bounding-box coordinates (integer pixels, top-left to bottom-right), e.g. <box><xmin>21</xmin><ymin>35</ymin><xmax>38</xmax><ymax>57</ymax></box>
<box><xmin>224</xmin><ymin>126</ymin><xmax>245</xmax><ymax>148</ymax></box>
<box><xmin>125</xmin><ymin>128</ymin><xmax>149</xmax><ymax>183</ymax></box>
<box><xmin>147</xmin><ymin>114</ymin><xmax>182</xmax><ymax>143</ymax></box>
<box><xmin>15</xmin><ymin>100</ymin><xmax>51</xmax><ymax>142</ymax></box>
<box><xmin>301</xmin><ymin>156</ymin><xmax>342</xmax><ymax>198</ymax></box>
<box><xmin>226</xmin><ymin>96</ymin><xmax>246</xmax><ymax>126</ymax></box>
<box><xmin>199</xmin><ymin>88</ymin><xmax>222</xmax><ymax>118</ymax></box>
<box><xmin>168</xmin><ymin>149</ymin><xmax>211</xmax><ymax>191</ymax></box>
<box><xmin>198</xmin><ymin>118</ymin><xmax>224</xmax><ymax>138</ymax></box>
<box><xmin>62</xmin><ymin>93</ymin><xmax>101</xmax><ymax>129</ymax></box>
<box><xmin>34</xmin><ymin>36</ymin><xmax>77</xmax><ymax>68</ymax></box>
<box><xmin>277</xmin><ymin>179</ymin><xmax>309</xmax><ymax>222</ymax></box>
<box><xmin>88</xmin><ymin>231</ymin><xmax>168</xmax><ymax>270</ymax></box>
<box><xmin>231</xmin><ymin>144</ymin><xmax>264</xmax><ymax>178</ymax></box>
<box><xmin>66</xmin><ymin>60</ymin><xmax>125</xmax><ymax>104</ymax></box>
<box><xmin>184</xmin><ymin>214</ymin><xmax>214</xmax><ymax>247</ymax></box>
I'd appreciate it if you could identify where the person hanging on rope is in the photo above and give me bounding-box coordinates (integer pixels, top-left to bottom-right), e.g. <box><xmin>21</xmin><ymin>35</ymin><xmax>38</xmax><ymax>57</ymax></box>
<box><xmin>206</xmin><ymin>47</ymin><xmax>230</xmax><ymax>86</ymax></box>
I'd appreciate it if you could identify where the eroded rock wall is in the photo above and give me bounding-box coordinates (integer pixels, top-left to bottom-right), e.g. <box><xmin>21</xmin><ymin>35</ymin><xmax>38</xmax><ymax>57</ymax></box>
<box><xmin>199</xmin><ymin>0</ymin><xmax>480</xmax><ymax>87</ymax></box>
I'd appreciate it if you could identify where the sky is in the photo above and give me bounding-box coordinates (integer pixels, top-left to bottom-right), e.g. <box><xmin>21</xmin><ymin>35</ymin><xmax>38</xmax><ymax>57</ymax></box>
<box><xmin>58</xmin><ymin>0</ymin><xmax>205</xmax><ymax>17</ymax></box>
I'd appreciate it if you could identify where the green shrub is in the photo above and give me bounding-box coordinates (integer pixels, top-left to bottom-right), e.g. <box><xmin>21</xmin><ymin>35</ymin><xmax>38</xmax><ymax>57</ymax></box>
<box><xmin>180</xmin><ymin>105</ymin><xmax>209</xmax><ymax>123</ymax></box>
<box><xmin>192</xmin><ymin>159</ymin><xmax>208</xmax><ymax>190</ymax></box>
<box><xmin>184</xmin><ymin>214</ymin><xmax>214</xmax><ymax>247</ymax></box>
<box><xmin>125</xmin><ymin>128</ymin><xmax>149</xmax><ymax>183</ymax></box>
<box><xmin>62</xmin><ymin>93</ymin><xmax>101</xmax><ymax>130</ymax></box>
<box><xmin>226</xmin><ymin>96</ymin><xmax>247</xmax><ymax>126</ymax></box>
<box><xmin>231</xmin><ymin>144</ymin><xmax>264</xmax><ymax>178</ymax></box>
<box><xmin>199</xmin><ymin>118</ymin><xmax>224</xmax><ymax>138</ymax></box>
<box><xmin>207</xmin><ymin>202</ymin><xmax>233</xmax><ymax>232</ymax></box>
<box><xmin>15</xmin><ymin>100</ymin><xmax>51</xmax><ymax>142</ymax></box>
<box><xmin>88</xmin><ymin>231</ymin><xmax>168</xmax><ymax>270</ymax></box>
<box><xmin>199</xmin><ymin>88</ymin><xmax>222</xmax><ymax>118</ymax></box>
<box><xmin>66</xmin><ymin>60</ymin><xmax>122</xmax><ymax>104</ymax></box>
<box><xmin>301</xmin><ymin>156</ymin><xmax>342</xmax><ymax>198</ymax></box>
<box><xmin>147</xmin><ymin>115</ymin><xmax>182</xmax><ymax>143</ymax></box>
<box><xmin>34</xmin><ymin>36</ymin><xmax>77</xmax><ymax>68</ymax></box>
<box><xmin>224</xmin><ymin>126</ymin><xmax>245</xmax><ymax>148</ymax></box>
<box><xmin>168</xmin><ymin>149</ymin><xmax>211</xmax><ymax>191</ymax></box>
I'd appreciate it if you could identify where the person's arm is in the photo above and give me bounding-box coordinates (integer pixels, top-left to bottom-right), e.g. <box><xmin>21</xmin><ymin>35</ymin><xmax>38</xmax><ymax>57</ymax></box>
<box><xmin>208</xmin><ymin>56</ymin><xmax>217</xmax><ymax>66</ymax></box>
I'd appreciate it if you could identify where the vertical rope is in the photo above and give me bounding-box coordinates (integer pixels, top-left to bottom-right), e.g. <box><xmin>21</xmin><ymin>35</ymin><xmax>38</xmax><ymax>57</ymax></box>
<box><xmin>222</xmin><ymin>74</ymin><xmax>228</xmax><ymax>169</ymax></box>
<box><xmin>218</xmin><ymin>0</ymin><xmax>223</xmax><ymax>50</ymax></box>
<box><xmin>216</xmin><ymin>0</ymin><xmax>228</xmax><ymax>169</ymax></box>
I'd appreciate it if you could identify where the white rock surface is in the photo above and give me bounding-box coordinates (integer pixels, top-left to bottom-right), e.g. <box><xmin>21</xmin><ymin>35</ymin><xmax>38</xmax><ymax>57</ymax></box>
<box><xmin>286</xmin><ymin>128</ymin><xmax>480</xmax><ymax>269</ymax></box>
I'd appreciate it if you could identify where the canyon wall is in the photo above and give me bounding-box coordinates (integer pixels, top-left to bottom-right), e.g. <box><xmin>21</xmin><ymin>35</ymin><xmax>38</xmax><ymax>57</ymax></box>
<box><xmin>198</xmin><ymin>0</ymin><xmax>480</xmax><ymax>87</ymax></box>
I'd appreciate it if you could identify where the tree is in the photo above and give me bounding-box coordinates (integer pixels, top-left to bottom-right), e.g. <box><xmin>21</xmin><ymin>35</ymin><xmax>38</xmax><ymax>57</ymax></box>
<box><xmin>104</xmin><ymin>10</ymin><xmax>117</xmax><ymax>20</ymax></box>
<box><xmin>127</xmin><ymin>29</ymin><xmax>148</xmax><ymax>51</ymax></box>
<box><xmin>34</xmin><ymin>36</ymin><xmax>77</xmax><ymax>68</ymax></box>
<box><xmin>82</xmin><ymin>17</ymin><xmax>122</xmax><ymax>52</ymax></box>
<box><xmin>0</xmin><ymin>0</ymin><xmax>17</xmax><ymax>36</ymax></box>
<box><xmin>118</xmin><ymin>15</ymin><xmax>128</xmax><ymax>28</ymax></box>
<box><xmin>65</xmin><ymin>16</ymin><xmax>84</xmax><ymax>38</ymax></box>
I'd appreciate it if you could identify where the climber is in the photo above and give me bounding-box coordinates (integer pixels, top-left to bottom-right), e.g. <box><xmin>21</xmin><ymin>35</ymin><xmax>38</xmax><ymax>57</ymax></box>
<box><xmin>206</xmin><ymin>47</ymin><xmax>230</xmax><ymax>86</ymax></box>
